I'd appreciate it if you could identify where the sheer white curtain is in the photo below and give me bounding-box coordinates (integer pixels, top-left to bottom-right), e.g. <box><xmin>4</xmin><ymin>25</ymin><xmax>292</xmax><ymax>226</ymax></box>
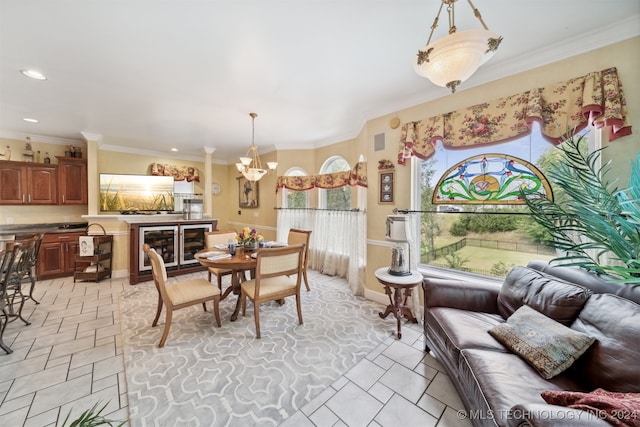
<box><xmin>277</xmin><ymin>209</ymin><xmax>366</xmax><ymax>295</ymax></box>
<box><xmin>407</xmin><ymin>212</ymin><xmax>423</xmax><ymax>322</ymax></box>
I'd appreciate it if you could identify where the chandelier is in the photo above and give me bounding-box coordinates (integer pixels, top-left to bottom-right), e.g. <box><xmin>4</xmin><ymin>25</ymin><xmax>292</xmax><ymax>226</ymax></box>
<box><xmin>235</xmin><ymin>113</ymin><xmax>277</xmax><ymax>182</ymax></box>
<box><xmin>414</xmin><ymin>0</ymin><xmax>502</xmax><ymax>93</ymax></box>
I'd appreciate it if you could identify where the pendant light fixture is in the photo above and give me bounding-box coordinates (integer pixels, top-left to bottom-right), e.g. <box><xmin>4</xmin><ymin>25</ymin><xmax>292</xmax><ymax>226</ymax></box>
<box><xmin>414</xmin><ymin>0</ymin><xmax>502</xmax><ymax>93</ymax></box>
<box><xmin>235</xmin><ymin>112</ymin><xmax>277</xmax><ymax>182</ymax></box>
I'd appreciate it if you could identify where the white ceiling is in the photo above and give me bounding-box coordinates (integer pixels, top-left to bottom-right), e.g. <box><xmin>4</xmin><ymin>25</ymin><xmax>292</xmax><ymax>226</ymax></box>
<box><xmin>1</xmin><ymin>1</ymin><xmax>638</xmax><ymax>163</ymax></box>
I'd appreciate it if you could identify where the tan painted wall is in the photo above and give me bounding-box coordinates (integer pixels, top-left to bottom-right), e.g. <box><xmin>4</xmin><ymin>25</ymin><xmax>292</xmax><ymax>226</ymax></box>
<box><xmin>1</xmin><ymin>38</ymin><xmax>638</xmax><ymax>292</ymax></box>
<box><xmin>363</xmin><ymin>37</ymin><xmax>640</xmax><ymax>296</ymax></box>
<box><xmin>225</xmin><ymin>149</ymin><xmax>279</xmax><ymax>242</ymax></box>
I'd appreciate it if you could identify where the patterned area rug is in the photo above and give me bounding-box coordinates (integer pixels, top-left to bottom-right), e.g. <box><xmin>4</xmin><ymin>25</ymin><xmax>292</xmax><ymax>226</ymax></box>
<box><xmin>120</xmin><ymin>270</ymin><xmax>389</xmax><ymax>426</ymax></box>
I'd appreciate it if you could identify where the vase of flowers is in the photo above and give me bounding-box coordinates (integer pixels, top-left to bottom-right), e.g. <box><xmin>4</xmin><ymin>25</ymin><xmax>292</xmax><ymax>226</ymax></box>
<box><xmin>238</xmin><ymin>226</ymin><xmax>262</xmax><ymax>250</ymax></box>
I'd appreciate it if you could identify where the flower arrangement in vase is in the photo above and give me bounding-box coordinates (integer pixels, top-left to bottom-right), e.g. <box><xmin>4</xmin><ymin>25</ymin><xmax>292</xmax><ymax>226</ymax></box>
<box><xmin>237</xmin><ymin>226</ymin><xmax>263</xmax><ymax>250</ymax></box>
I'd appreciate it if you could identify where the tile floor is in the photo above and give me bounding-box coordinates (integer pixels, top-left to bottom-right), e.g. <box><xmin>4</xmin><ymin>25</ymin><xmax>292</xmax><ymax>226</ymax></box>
<box><xmin>0</xmin><ymin>274</ymin><xmax>471</xmax><ymax>427</ymax></box>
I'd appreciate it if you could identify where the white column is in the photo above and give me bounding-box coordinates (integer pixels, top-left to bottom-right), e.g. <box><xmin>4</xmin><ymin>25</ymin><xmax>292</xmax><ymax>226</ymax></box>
<box><xmin>81</xmin><ymin>132</ymin><xmax>103</xmax><ymax>216</ymax></box>
<box><xmin>203</xmin><ymin>146</ymin><xmax>216</xmax><ymax>217</ymax></box>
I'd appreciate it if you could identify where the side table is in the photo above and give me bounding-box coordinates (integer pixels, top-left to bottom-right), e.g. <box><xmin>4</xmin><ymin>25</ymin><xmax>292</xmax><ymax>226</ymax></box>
<box><xmin>375</xmin><ymin>267</ymin><xmax>423</xmax><ymax>339</ymax></box>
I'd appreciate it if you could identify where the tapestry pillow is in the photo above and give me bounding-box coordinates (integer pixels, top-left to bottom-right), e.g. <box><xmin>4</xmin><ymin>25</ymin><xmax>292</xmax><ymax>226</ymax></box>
<box><xmin>497</xmin><ymin>266</ymin><xmax>592</xmax><ymax>324</ymax></box>
<box><xmin>541</xmin><ymin>388</ymin><xmax>640</xmax><ymax>427</ymax></box>
<box><xmin>489</xmin><ymin>305</ymin><xmax>595</xmax><ymax>379</ymax></box>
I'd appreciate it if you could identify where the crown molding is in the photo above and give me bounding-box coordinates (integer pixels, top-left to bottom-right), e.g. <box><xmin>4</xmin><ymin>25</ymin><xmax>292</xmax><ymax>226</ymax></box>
<box><xmin>98</xmin><ymin>143</ymin><xmax>227</xmax><ymax>164</ymax></box>
<box><xmin>81</xmin><ymin>132</ymin><xmax>103</xmax><ymax>143</ymax></box>
<box><xmin>0</xmin><ymin>130</ymin><xmax>85</xmax><ymax>146</ymax></box>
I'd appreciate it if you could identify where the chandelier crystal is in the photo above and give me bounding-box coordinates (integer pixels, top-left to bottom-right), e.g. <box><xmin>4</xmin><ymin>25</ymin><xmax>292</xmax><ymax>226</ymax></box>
<box><xmin>236</xmin><ymin>113</ymin><xmax>277</xmax><ymax>182</ymax></box>
<box><xmin>414</xmin><ymin>0</ymin><xmax>502</xmax><ymax>93</ymax></box>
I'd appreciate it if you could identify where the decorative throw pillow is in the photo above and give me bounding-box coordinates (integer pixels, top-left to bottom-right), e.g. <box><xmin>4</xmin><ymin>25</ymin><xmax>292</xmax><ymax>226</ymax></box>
<box><xmin>489</xmin><ymin>305</ymin><xmax>595</xmax><ymax>379</ymax></box>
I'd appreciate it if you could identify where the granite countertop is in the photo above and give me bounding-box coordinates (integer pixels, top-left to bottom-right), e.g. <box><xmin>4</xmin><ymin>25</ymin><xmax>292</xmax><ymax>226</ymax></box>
<box><xmin>0</xmin><ymin>222</ymin><xmax>88</xmax><ymax>236</ymax></box>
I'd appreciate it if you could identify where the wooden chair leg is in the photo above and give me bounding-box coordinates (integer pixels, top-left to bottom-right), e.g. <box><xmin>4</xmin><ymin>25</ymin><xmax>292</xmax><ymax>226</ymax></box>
<box><xmin>217</xmin><ymin>275</ymin><xmax>222</xmax><ymax>291</ymax></box>
<box><xmin>303</xmin><ymin>268</ymin><xmax>310</xmax><ymax>292</ymax></box>
<box><xmin>158</xmin><ymin>310</ymin><xmax>173</xmax><ymax>347</ymax></box>
<box><xmin>296</xmin><ymin>293</ymin><xmax>303</xmax><ymax>325</ymax></box>
<box><xmin>254</xmin><ymin>301</ymin><xmax>261</xmax><ymax>339</ymax></box>
<box><xmin>152</xmin><ymin>295</ymin><xmax>163</xmax><ymax>327</ymax></box>
<box><xmin>241</xmin><ymin>291</ymin><xmax>247</xmax><ymax>316</ymax></box>
<box><xmin>213</xmin><ymin>296</ymin><xmax>221</xmax><ymax>327</ymax></box>
<box><xmin>202</xmin><ymin>302</ymin><xmax>207</xmax><ymax>312</ymax></box>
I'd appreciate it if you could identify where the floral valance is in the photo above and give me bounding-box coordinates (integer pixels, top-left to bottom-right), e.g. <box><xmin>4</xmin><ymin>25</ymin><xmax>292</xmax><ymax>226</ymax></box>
<box><xmin>150</xmin><ymin>163</ymin><xmax>200</xmax><ymax>182</ymax></box>
<box><xmin>276</xmin><ymin>161</ymin><xmax>367</xmax><ymax>192</ymax></box>
<box><xmin>398</xmin><ymin>67</ymin><xmax>632</xmax><ymax>164</ymax></box>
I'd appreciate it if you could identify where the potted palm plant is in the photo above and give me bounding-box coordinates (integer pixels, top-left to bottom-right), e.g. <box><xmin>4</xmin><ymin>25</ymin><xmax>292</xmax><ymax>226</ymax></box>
<box><xmin>522</xmin><ymin>132</ymin><xmax>639</xmax><ymax>284</ymax></box>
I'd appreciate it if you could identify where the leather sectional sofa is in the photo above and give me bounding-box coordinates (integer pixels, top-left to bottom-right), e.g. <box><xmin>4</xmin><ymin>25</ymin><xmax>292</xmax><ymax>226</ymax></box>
<box><xmin>422</xmin><ymin>261</ymin><xmax>640</xmax><ymax>427</ymax></box>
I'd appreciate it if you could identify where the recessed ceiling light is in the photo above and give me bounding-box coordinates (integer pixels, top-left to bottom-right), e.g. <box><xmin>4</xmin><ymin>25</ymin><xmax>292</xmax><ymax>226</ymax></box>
<box><xmin>171</xmin><ymin>148</ymin><xmax>178</xmax><ymax>152</ymax></box>
<box><xmin>23</xmin><ymin>117</ymin><xmax>39</xmax><ymax>123</ymax></box>
<box><xmin>20</xmin><ymin>69</ymin><xmax>47</xmax><ymax>80</ymax></box>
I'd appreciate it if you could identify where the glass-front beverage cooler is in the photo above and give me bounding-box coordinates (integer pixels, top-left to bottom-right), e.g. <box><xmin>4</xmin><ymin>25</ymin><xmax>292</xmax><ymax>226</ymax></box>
<box><xmin>139</xmin><ymin>225</ymin><xmax>179</xmax><ymax>271</ymax></box>
<box><xmin>180</xmin><ymin>223</ymin><xmax>213</xmax><ymax>265</ymax></box>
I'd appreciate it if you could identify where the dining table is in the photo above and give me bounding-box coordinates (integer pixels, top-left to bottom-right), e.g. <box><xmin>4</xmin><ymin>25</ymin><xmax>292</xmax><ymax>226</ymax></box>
<box><xmin>196</xmin><ymin>246</ymin><xmax>257</xmax><ymax>321</ymax></box>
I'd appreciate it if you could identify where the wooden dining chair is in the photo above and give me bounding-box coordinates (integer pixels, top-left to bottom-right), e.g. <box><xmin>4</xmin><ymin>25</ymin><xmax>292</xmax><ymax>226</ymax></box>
<box><xmin>143</xmin><ymin>244</ymin><xmax>221</xmax><ymax>347</ymax></box>
<box><xmin>204</xmin><ymin>230</ymin><xmax>240</xmax><ymax>292</ymax></box>
<box><xmin>287</xmin><ymin>229</ymin><xmax>312</xmax><ymax>291</ymax></box>
<box><xmin>240</xmin><ymin>244</ymin><xmax>304</xmax><ymax>339</ymax></box>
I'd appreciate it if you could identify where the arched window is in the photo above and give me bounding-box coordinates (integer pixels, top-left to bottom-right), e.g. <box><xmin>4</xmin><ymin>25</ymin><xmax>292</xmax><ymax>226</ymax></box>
<box><xmin>413</xmin><ymin>122</ymin><xmax>594</xmax><ymax>278</ymax></box>
<box><xmin>282</xmin><ymin>167</ymin><xmax>309</xmax><ymax>208</ymax></box>
<box><xmin>319</xmin><ymin>156</ymin><xmax>351</xmax><ymax>210</ymax></box>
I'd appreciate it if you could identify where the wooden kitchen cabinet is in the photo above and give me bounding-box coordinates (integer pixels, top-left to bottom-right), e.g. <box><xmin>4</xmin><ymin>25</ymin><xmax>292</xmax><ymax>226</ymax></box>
<box><xmin>57</xmin><ymin>157</ymin><xmax>87</xmax><ymax>205</ymax></box>
<box><xmin>0</xmin><ymin>160</ymin><xmax>57</xmax><ymax>205</ymax></box>
<box><xmin>37</xmin><ymin>231</ymin><xmax>86</xmax><ymax>279</ymax></box>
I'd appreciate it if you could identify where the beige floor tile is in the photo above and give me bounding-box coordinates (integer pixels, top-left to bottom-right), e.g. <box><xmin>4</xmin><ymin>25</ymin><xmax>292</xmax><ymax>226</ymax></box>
<box><xmin>23</xmin><ymin>407</ymin><xmax>59</xmax><ymax>427</ymax></box>
<box><xmin>69</xmin><ymin>342</ymin><xmax>116</xmax><ymax>370</ymax></box>
<box><xmin>6</xmin><ymin>363</ymin><xmax>69</xmax><ymax>401</ymax></box>
<box><xmin>0</xmin><ymin>273</ymin><xmax>468</xmax><ymax>427</ymax></box>
<box><xmin>379</xmin><ymin>363</ymin><xmax>430</xmax><ymax>404</ymax></box>
<box><xmin>382</xmin><ymin>340</ymin><xmax>426</xmax><ymax>370</ymax></box>
<box><xmin>345</xmin><ymin>358</ymin><xmax>386</xmax><ymax>391</ymax></box>
<box><xmin>49</xmin><ymin>335</ymin><xmax>95</xmax><ymax>360</ymax></box>
<box><xmin>326</xmin><ymin>382</ymin><xmax>383</xmax><ymax>427</ymax></box>
<box><xmin>426</xmin><ymin>372</ymin><xmax>465</xmax><ymax>411</ymax></box>
<box><xmin>309</xmin><ymin>405</ymin><xmax>340</xmax><ymax>426</ymax></box>
<box><xmin>374</xmin><ymin>393</ymin><xmax>437</xmax><ymax>427</ymax></box>
<box><xmin>29</xmin><ymin>373</ymin><xmax>93</xmax><ymax>417</ymax></box>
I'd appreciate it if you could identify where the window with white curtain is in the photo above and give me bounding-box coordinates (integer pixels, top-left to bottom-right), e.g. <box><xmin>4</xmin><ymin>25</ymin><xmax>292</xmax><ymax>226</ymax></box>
<box><xmin>276</xmin><ymin>154</ymin><xmax>367</xmax><ymax>296</ymax></box>
<box><xmin>277</xmin><ymin>208</ymin><xmax>366</xmax><ymax>296</ymax></box>
<box><xmin>319</xmin><ymin>156</ymin><xmax>351</xmax><ymax>210</ymax></box>
<box><xmin>282</xmin><ymin>167</ymin><xmax>309</xmax><ymax>208</ymax></box>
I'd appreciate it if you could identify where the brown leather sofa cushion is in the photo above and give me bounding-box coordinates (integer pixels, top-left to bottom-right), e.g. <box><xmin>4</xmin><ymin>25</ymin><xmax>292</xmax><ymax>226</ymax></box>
<box><xmin>528</xmin><ymin>260</ymin><xmax>640</xmax><ymax>305</ymax></box>
<box><xmin>570</xmin><ymin>293</ymin><xmax>640</xmax><ymax>392</ymax></box>
<box><xmin>497</xmin><ymin>266</ymin><xmax>592</xmax><ymax>324</ymax></box>
<box><xmin>426</xmin><ymin>307</ymin><xmax>506</xmax><ymax>371</ymax></box>
<box><xmin>458</xmin><ymin>348</ymin><xmax>584</xmax><ymax>425</ymax></box>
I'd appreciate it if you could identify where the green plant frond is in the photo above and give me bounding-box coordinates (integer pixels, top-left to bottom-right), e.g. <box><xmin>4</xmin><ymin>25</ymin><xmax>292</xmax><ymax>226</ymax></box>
<box><xmin>61</xmin><ymin>401</ymin><xmax>125</xmax><ymax>427</ymax></box>
<box><xmin>523</xmin><ymin>130</ymin><xmax>639</xmax><ymax>284</ymax></box>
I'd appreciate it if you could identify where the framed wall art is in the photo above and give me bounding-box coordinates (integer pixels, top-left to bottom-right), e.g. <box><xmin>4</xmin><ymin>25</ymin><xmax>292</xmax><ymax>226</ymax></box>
<box><xmin>378</xmin><ymin>170</ymin><xmax>394</xmax><ymax>204</ymax></box>
<box><xmin>238</xmin><ymin>177</ymin><xmax>259</xmax><ymax>208</ymax></box>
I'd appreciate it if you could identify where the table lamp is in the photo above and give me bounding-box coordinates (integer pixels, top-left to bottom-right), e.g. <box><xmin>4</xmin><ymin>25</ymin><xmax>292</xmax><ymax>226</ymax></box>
<box><xmin>385</xmin><ymin>215</ymin><xmax>412</xmax><ymax>276</ymax></box>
